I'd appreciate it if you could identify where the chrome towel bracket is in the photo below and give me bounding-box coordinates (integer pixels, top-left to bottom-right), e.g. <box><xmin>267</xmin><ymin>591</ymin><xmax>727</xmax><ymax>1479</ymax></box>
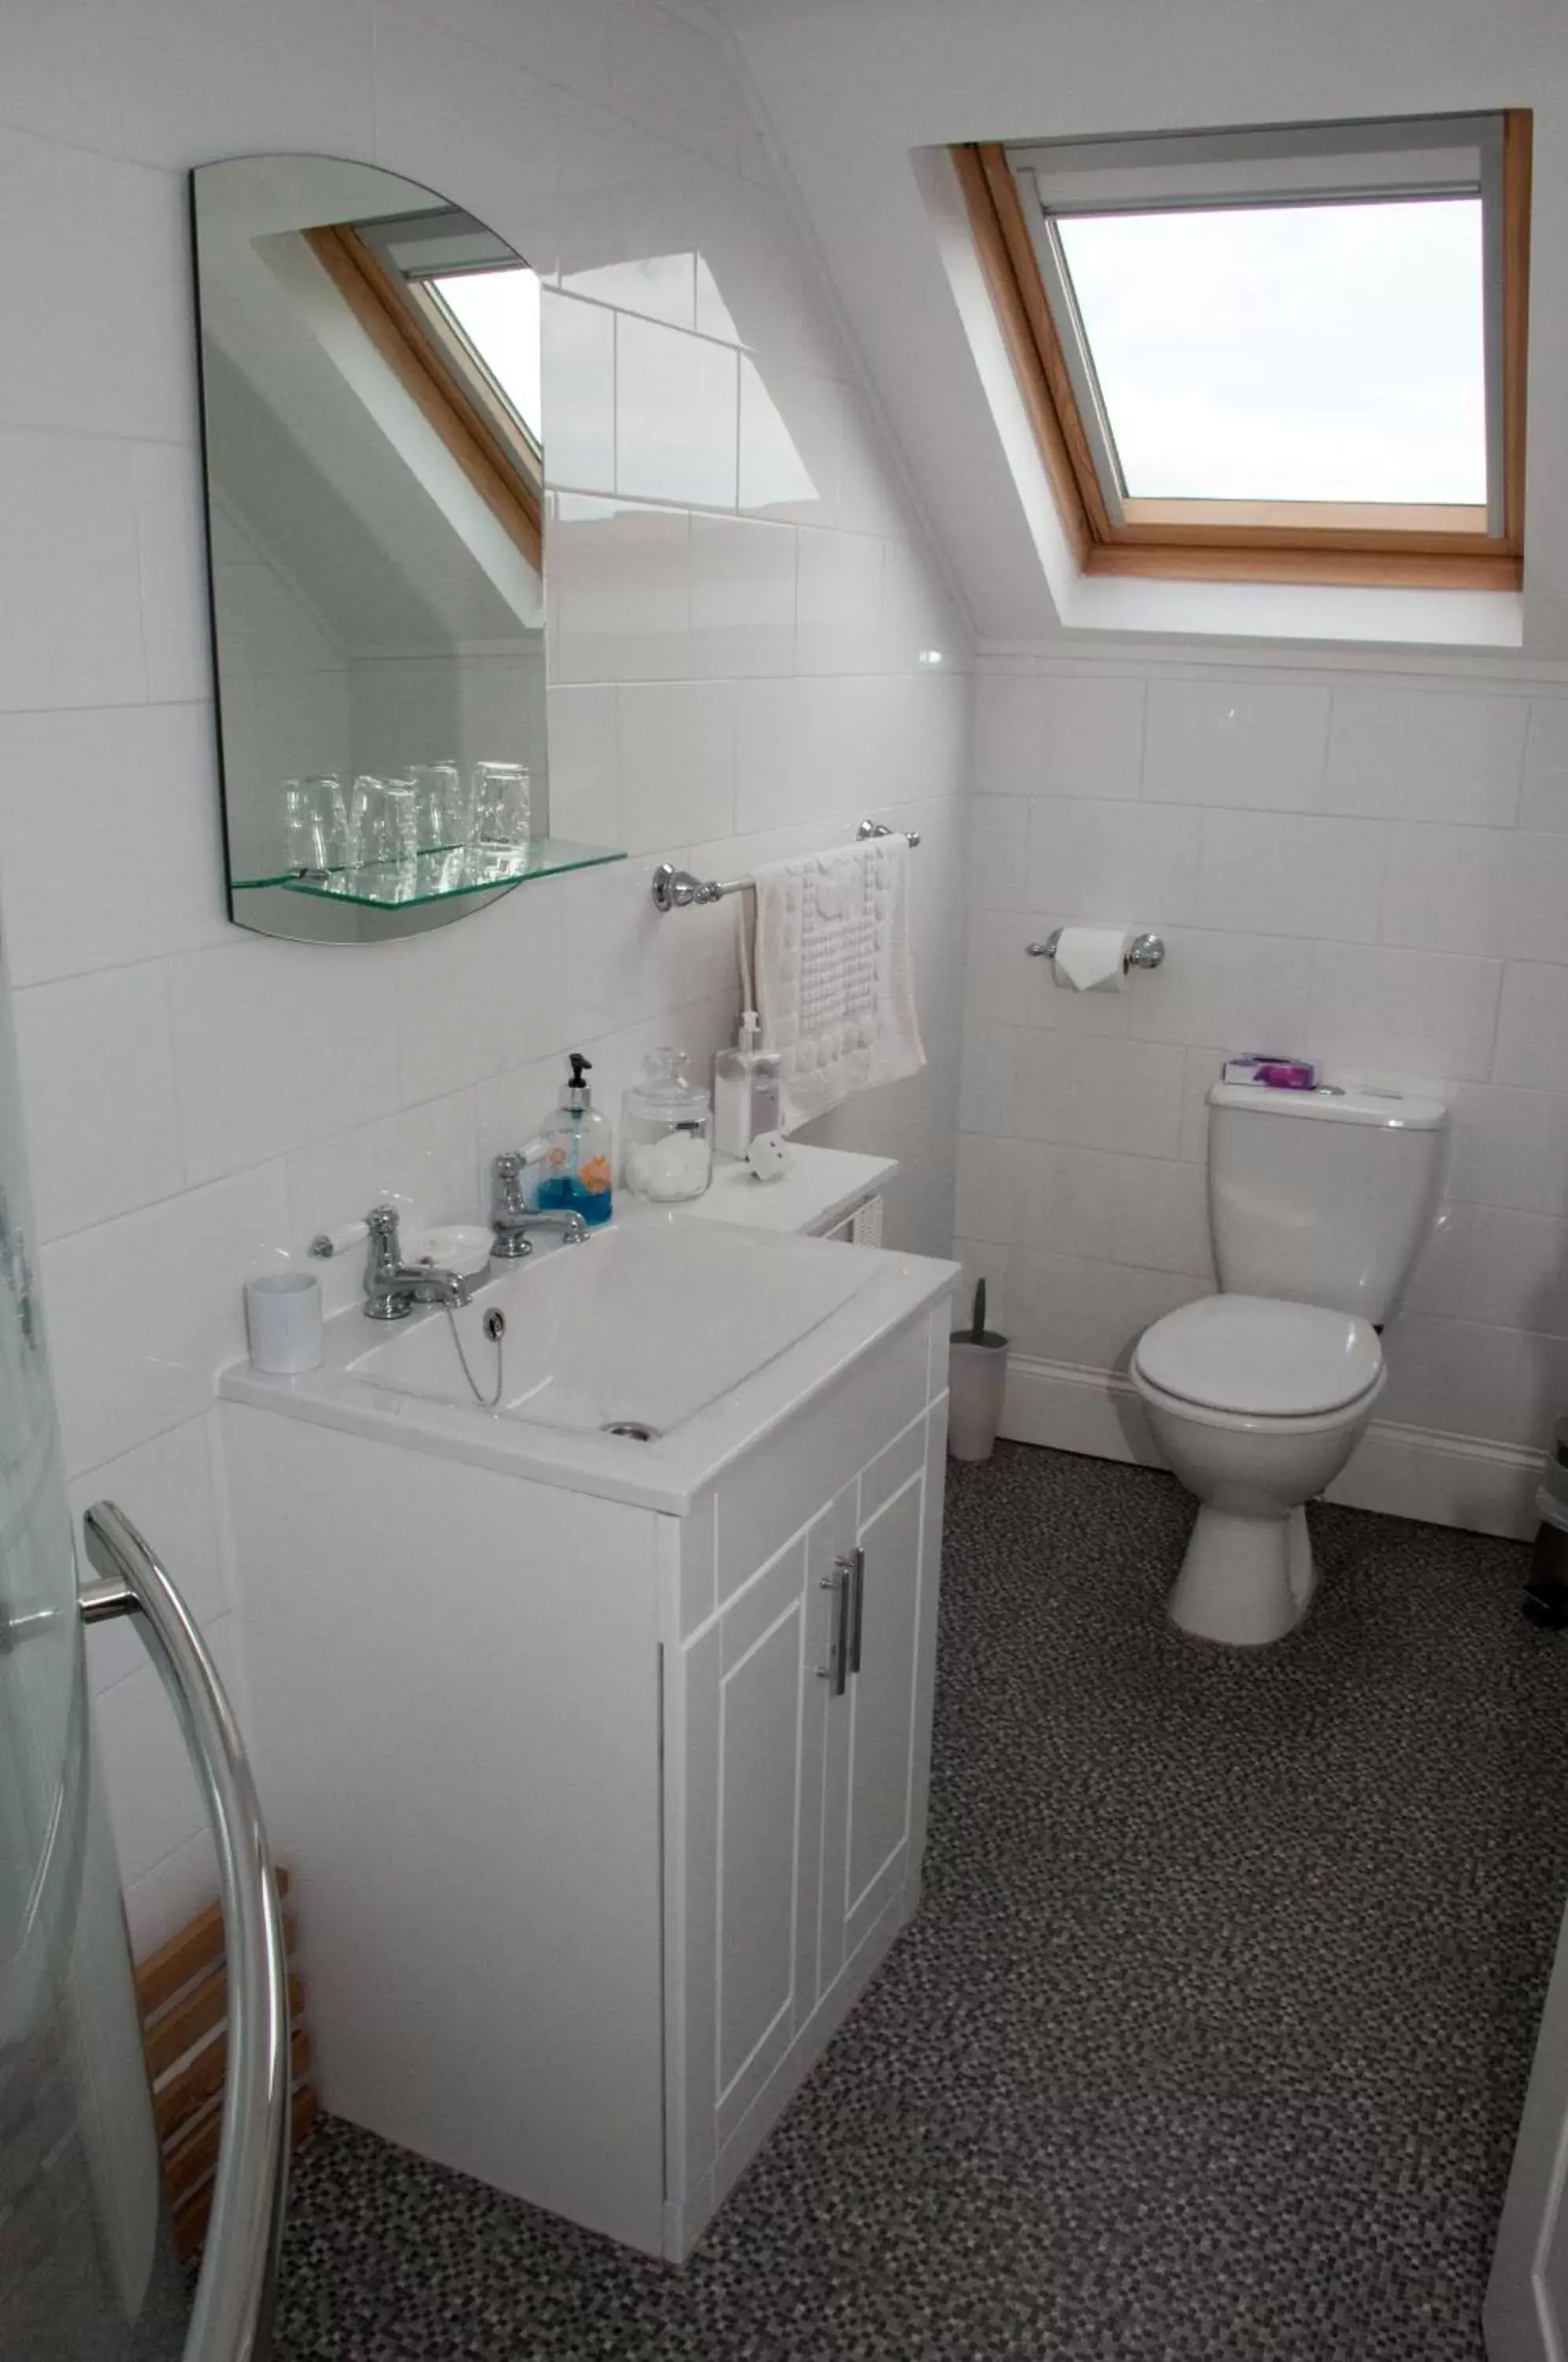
<box><xmin>652</xmin><ymin>820</ymin><xmax>920</xmax><ymax>913</ymax></box>
<box><xmin>1026</xmin><ymin>929</ymin><xmax>1166</xmax><ymax>972</ymax></box>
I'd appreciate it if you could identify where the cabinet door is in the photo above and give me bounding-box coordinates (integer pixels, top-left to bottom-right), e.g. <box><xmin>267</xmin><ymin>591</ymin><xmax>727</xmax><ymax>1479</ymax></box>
<box><xmin>667</xmin><ymin>1523</ymin><xmax>833</xmax><ymax>2223</ymax></box>
<box><xmin>820</xmin><ymin>1427</ymin><xmax>929</xmax><ymax>1991</ymax></box>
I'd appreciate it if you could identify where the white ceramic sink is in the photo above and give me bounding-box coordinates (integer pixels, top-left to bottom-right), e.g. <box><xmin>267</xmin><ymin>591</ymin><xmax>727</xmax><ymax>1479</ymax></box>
<box><xmin>221</xmin><ymin>1209</ymin><xmax>958</xmax><ymax>1512</ymax></box>
<box><xmin>349</xmin><ymin>1216</ymin><xmax>877</xmax><ymax>1438</ymax></box>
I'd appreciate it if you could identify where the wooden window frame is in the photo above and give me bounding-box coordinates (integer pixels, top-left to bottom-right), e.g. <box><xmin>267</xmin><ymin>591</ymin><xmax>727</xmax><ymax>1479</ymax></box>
<box><xmin>951</xmin><ymin>116</ymin><xmax>1531</xmax><ymax>593</ymax></box>
<box><xmin>302</xmin><ymin>220</ymin><xmax>542</xmax><ymax>575</ymax></box>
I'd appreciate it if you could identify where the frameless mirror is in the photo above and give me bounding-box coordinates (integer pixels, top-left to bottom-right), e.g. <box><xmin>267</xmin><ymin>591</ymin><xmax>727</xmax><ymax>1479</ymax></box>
<box><xmin>190</xmin><ymin>154</ymin><xmax>622</xmax><ymax>943</ymax></box>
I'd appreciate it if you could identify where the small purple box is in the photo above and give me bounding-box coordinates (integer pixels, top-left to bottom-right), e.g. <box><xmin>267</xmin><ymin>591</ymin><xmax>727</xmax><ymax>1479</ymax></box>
<box><xmin>1222</xmin><ymin>1053</ymin><xmax>1319</xmax><ymax>1090</ymax></box>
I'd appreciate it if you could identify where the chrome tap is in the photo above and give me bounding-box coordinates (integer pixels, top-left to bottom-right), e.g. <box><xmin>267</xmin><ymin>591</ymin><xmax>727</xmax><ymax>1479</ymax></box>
<box><xmin>489</xmin><ymin>1154</ymin><xmax>590</xmax><ymax>1259</ymax></box>
<box><xmin>362</xmin><ymin>1205</ymin><xmax>475</xmax><ymax>1321</ymax></box>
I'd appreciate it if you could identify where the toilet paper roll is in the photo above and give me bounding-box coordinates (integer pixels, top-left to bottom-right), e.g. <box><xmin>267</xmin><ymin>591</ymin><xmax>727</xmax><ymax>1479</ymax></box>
<box><xmin>1050</xmin><ymin>926</ymin><xmax>1133</xmax><ymax>994</ymax></box>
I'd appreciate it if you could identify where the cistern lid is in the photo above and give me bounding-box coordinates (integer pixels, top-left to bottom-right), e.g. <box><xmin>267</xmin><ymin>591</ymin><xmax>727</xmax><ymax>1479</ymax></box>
<box><xmin>1134</xmin><ymin>1294</ymin><xmax>1383</xmax><ymax>1418</ymax></box>
<box><xmin>1207</xmin><ymin>1082</ymin><xmax>1446</xmax><ymax>1130</ymax></box>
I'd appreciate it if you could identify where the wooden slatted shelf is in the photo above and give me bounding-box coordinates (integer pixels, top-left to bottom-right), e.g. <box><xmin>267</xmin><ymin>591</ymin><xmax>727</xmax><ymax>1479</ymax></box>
<box><xmin>135</xmin><ymin>1866</ymin><xmax>319</xmax><ymax>2260</ymax></box>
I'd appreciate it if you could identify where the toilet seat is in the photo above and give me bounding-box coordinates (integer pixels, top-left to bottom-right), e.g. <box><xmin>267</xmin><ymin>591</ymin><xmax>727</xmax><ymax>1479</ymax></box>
<box><xmin>1133</xmin><ymin>1294</ymin><xmax>1382</xmax><ymax>1420</ymax></box>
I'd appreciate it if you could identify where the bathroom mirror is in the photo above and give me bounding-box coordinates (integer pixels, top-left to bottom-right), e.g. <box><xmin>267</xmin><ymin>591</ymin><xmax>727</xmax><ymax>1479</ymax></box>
<box><xmin>191</xmin><ymin>154</ymin><xmax>621</xmax><ymax>943</ymax></box>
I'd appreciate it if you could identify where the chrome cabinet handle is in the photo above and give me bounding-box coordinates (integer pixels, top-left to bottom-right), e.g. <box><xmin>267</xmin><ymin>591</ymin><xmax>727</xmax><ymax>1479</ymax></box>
<box><xmin>847</xmin><ymin>1546</ymin><xmax>867</xmax><ymax>1676</ymax></box>
<box><xmin>816</xmin><ymin>1554</ymin><xmax>855</xmax><ymax>1697</ymax></box>
<box><xmin>81</xmin><ymin>1502</ymin><xmax>291</xmax><ymax>2362</ymax></box>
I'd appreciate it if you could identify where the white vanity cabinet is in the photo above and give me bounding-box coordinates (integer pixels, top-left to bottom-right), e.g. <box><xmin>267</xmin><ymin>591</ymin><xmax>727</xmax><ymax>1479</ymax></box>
<box><xmin>663</xmin><ymin>1401</ymin><xmax>945</xmax><ymax>2256</ymax></box>
<box><xmin>220</xmin><ymin>1249</ymin><xmax>953</xmax><ymax>2268</ymax></box>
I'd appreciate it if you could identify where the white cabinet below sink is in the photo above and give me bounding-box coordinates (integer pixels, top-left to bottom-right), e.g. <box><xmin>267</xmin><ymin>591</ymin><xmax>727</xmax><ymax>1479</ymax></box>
<box><xmin>220</xmin><ymin>1272</ymin><xmax>953</xmax><ymax>2264</ymax></box>
<box><xmin>665</xmin><ymin>1403</ymin><xmax>944</xmax><ymax>2254</ymax></box>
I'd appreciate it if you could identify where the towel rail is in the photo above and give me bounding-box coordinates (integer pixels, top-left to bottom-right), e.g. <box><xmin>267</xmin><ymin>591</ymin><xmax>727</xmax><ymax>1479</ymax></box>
<box><xmin>650</xmin><ymin>819</ymin><xmax>920</xmax><ymax>913</ymax></box>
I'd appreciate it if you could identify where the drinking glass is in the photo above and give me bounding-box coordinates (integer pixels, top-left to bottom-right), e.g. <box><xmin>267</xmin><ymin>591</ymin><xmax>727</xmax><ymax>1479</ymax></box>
<box><xmin>283</xmin><ymin>775</ymin><xmax>349</xmax><ymax>875</ymax></box>
<box><xmin>409</xmin><ymin>761</ymin><xmax>468</xmax><ymax>852</ymax></box>
<box><xmin>471</xmin><ymin>761</ymin><xmax>531</xmax><ymax>850</ymax></box>
<box><xmin>349</xmin><ymin>775</ymin><xmax>419</xmax><ymax>890</ymax></box>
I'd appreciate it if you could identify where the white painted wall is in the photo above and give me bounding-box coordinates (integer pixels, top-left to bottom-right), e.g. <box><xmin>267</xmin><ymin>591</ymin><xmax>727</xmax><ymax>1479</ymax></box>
<box><xmin>709</xmin><ymin>0</ymin><xmax>1568</xmax><ymax>657</ymax></box>
<box><xmin>0</xmin><ymin>0</ymin><xmax>969</xmax><ymax>1949</ymax></box>
<box><xmin>960</xmin><ymin>650</ymin><xmax>1568</xmax><ymax>1524</ymax></box>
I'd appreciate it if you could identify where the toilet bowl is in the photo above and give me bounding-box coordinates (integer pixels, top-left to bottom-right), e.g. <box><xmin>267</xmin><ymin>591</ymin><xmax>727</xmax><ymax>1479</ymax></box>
<box><xmin>1131</xmin><ymin>1295</ymin><xmax>1385</xmax><ymax>1646</ymax></box>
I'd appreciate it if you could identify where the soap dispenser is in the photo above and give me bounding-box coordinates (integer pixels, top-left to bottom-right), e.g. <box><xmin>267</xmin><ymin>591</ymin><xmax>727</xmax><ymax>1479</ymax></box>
<box><xmin>713</xmin><ymin>1009</ymin><xmax>782</xmax><ymax>1160</ymax></box>
<box><xmin>536</xmin><ymin>1052</ymin><xmax>614</xmax><ymax>1227</ymax></box>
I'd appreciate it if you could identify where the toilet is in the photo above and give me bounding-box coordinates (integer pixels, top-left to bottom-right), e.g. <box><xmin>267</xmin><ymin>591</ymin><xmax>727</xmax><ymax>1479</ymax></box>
<box><xmin>1130</xmin><ymin>1083</ymin><xmax>1447</xmax><ymax>1648</ymax></box>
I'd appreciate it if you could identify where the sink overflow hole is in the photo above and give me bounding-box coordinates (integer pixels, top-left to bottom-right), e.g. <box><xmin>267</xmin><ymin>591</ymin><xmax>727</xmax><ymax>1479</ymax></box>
<box><xmin>603</xmin><ymin>1420</ymin><xmax>660</xmax><ymax>1442</ymax></box>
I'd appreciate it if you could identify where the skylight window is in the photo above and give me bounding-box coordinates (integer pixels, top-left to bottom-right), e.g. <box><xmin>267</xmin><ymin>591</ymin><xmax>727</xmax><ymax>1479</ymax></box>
<box><xmin>1056</xmin><ymin>200</ymin><xmax>1486</xmax><ymax>506</ymax></box>
<box><xmin>952</xmin><ymin>113</ymin><xmax>1529</xmax><ymax>590</ymax></box>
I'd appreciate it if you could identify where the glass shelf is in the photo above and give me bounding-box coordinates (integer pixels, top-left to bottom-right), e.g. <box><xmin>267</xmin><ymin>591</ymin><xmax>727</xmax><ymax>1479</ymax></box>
<box><xmin>235</xmin><ymin>839</ymin><xmax>625</xmax><ymax>911</ymax></box>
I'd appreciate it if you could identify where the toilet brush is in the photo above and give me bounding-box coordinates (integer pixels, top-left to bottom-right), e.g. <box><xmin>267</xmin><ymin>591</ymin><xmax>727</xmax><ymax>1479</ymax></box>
<box><xmin>949</xmin><ymin>1279</ymin><xmax>1009</xmax><ymax>1461</ymax></box>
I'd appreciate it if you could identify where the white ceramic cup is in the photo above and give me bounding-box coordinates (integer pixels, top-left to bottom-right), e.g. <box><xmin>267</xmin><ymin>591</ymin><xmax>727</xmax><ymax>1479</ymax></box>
<box><xmin>245</xmin><ymin>1270</ymin><xmax>324</xmax><ymax>1375</ymax></box>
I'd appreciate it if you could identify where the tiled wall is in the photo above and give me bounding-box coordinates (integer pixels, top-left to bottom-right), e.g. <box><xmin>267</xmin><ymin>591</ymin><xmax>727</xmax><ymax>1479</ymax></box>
<box><xmin>0</xmin><ymin>0</ymin><xmax>969</xmax><ymax>1949</ymax></box>
<box><xmin>960</xmin><ymin>652</ymin><xmax>1568</xmax><ymax>1494</ymax></box>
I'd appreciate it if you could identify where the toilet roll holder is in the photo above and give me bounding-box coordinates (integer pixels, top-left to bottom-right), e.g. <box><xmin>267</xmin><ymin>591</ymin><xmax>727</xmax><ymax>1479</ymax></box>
<box><xmin>1026</xmin><ymin>930</ymin><xmax>1167</xmax><ymax>972</ymax></box>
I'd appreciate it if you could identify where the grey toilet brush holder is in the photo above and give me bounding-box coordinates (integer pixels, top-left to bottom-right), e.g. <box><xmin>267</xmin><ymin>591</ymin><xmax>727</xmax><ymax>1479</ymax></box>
<box><xmin>949</xmin><ymin>1279</ymin><xmax>1009</xmax><ymax>1463</ymax></box>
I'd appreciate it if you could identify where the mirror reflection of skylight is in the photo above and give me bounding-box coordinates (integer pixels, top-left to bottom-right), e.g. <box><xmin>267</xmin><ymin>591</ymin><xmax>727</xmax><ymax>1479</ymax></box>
<box><xmin>428</xmin><ymin>266</ymin><xmax>543</xmax><ymax>446</ymax></box>
<box><xmin>1056</xmin><ymin>198</ymin><xmax>1487</xmax><ymax>504</ymax></box>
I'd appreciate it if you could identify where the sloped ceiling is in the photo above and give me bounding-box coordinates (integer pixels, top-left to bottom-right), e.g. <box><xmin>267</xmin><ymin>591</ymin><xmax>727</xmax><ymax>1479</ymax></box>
<box><xmin>704</xmin><ymin>0</ymin><xmax>1568</xmax><ymax>663</ymax></box>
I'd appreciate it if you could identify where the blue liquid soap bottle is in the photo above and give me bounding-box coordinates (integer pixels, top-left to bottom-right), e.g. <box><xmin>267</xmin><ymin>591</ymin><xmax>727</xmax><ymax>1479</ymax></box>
<box><xmin>536</xmin><ymin>1051</ymin><xmax>613</xmax><ymax>1227</ymax></box>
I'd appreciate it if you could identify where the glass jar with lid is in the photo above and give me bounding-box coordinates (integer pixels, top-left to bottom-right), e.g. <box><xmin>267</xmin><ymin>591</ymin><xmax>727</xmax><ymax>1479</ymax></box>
<box><xmin>622</xmin><ymin>1049</ymin><xmax>713</xmax><ymax>1203</ymax></box>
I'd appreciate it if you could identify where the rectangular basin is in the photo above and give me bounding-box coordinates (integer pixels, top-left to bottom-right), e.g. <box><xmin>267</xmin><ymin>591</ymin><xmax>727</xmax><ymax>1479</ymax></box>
<box><xmin>348</xmin><ymin>1216</ymin><xmax>880</xmax><ymax>1441</ymax></box>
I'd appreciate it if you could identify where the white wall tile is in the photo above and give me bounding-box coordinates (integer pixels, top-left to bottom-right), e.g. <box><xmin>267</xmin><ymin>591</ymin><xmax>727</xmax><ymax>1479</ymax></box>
<box><xmin>608</xmin><ymin>3</ymin><xmax>739</xmax><ymax>168</ymax></box>
<box><xmin>1522</xmin><ymin>700</ymin><xmax>1568</xmax><ymax>834</ymax></box>
<box><xmin>0</xmin><ymin>433</ymin><xmax>147</xmax><ymax>713</ymax></box>
<box><xmin>959</xmin><ymin>1021</ymin><xmax>1015</xmax><ymax>1135</ymax></box>
<box><xmin>967</xmin><ymin>799</ymin><xmax>1030</xmax><ymax>913</ymax></box>
<box><xmin>1381</xmin><ymin>826</ymin><xmax>1568</xmax><ymax>962</ymax></box>
<box><xmin>1143</xmin><ymin>679</ymin><xmax>1329</xmax><ymax>812</ymax></box>
<box><xmin>690</xmin><ymin>513</ymin><xmax>796</xmax><ymax>679</ymax></box>
<box><xmin>1035</xmin><ymin>675</ymin><xmax>1145</xmax><ymax>801</ymax></box>
<box><xmin>0</xmin><ymin>705</ymin><xmax>228</xmax><ymax>983</ymax></box>
<box><xmin>131</xmin><ymin>443</ymin><xmax>213</xmax><ymax>705</ymax></box>
<box><xmin>1015</xmin><ymin>1142</ymin><xmax>1119</xmax><ymax>1262</ymax></box>
<box><xmin>1026</xmin><ymin>799</ymin><xmax>1201</xmax><ymax>927</ymax></box>
<box><xmin>370</xmin><ymin>4</ymin><xmax>559</xmax><ymax>237</ymax></box>
<box><xmin>1493</xmin><ymin>966</ymin><xmax>1568</xmax><ymax>1095</ymax></box>
<box><xmin>1448</xmin><ymin>1084</ymin><xmax>1568</xmax><ymax>1215</ymax></box>
<box><xmin>72</xmin><ymin>1414</ymin><xmax>231</xmax><ymax>1697</ymax></box>
<box><xmin>973</xmin><ymin>672</ymin><xmax>1039</xmax><ymax>796</ymax></box>
<box><xmin>41</xmin><ymin>1161</ymin><xmax>289</xmax><ymax>1479</ymax></box>
<box><xmin>1304</xmin><ymin>944</ymin><xmax>1503</xmax><ymax>1087</ymax></box>
<box><xmin>283</xmin><ymin>1088</ymin><xmax>479</xmax><ymax>1278</ymax></box>
<box><xmin>0</xmin><ymin>131</ymin><xmax>190</xmax><ymax>444</ymax></box>
<box><xmin>168</xmin><ymin>939</ymin><xmax>400</xmax><ymax>1185</ymax></box>
<box><xmin>1378</xmin><ymin>1313</ymin><xmax>1523</xmax><ymax>1444</ymax></box>
<box><xmin>1196</xmin><ymin>809</ymin><xmax>1384</xmax><ymax>941</ymax></box>
<box><xmin>93</xmin><ymin>1611</ymin><xmax>246</xmax><ymax>1895</ymax></box>
<box><xmin>1007</xmin><ymin>1249</ymin><xmax>1205</xmax><ymax>1371</ymax></box>
<box><xmin>738</xmin><ymin>356</ymin><xmax>840</xmax><ymax>526</ymax></box>
<box><xmin>14</xmin><ymin>964</ymin><xmax>183</xmax><ymax>1240</ymax></box>
<box><xmin>549</xmin><ymin>494</ymin><xmax>690</xmax><ymax>683</ymax></box>
<box><xmin>544</xmin><ymin>683</ymin><xmax>618</xmax><ymax>844</ymax></box>
<box><xmin>1011</xmin><ymin>1031</ymin><xmax>1185</xmax><ymax>1158</ymax></box>
<box><xmin>615</xmin><ymin>680</ymin><xmax>736</xmax><ymax>852</ymax></box>
<box><xmin>616</xmin><ymin>314</ymin><xmax>738</xmax><ymax>509</ymax></box>
<box><xmin>795</xmin><ymin>528</ymin><xmax>883</xmax><ymax>675</ymax></box>
<box><xmin>541</xmin><ymin>291</ymin><xmax>616</xmax><ymax>491</ymax></box>
<box><xmin>1111</xmin><ymin>1157</ymin><xmax>1215</xmax><ymax>1279</ymax></box>
<box><xmin>1458</xmin><ymin>1205</ymin><xmax>1568</xmax><ymax>1335</ymax></box>
<box><xmin>953</xmin><ymin>1131</ymin><xmax>1018</xmax><ymax>1244</ymax></box>
<box><xmin>1126</xmin><ymin>928</ymin><xmax>1314</xmax><ymax>1054</ymax></box>
<box><xmin>1324</xmin><ymin>687</ymin><xmax>1526</xmax><ymax>826</ymax></box>
<box><xmin>395</xmin><ymin>889</ymin><xmax>565</xmax><ymax>1104</ymax></box>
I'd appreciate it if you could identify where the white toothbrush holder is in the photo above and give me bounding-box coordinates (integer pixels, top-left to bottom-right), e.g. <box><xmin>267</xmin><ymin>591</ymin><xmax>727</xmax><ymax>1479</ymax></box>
<box><xmin>245</xmin><ymin>1270</ymin><xmax>324</xmax><ymax>1375</ymax></box>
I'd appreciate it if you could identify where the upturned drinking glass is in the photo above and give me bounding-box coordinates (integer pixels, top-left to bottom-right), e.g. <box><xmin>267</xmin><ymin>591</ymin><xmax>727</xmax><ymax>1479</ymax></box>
<box><xmin>471</xmin><ymin>761</ymin><xmax>531</xmax><ymax>850</ymax></box>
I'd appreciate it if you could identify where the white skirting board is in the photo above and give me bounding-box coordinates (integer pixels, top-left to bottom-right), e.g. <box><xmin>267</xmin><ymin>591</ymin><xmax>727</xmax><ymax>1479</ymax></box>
<box><xmin>997</xmin><ymin>1354</ymin><xmax>1544</xmax><ymax>1542</ymax></box>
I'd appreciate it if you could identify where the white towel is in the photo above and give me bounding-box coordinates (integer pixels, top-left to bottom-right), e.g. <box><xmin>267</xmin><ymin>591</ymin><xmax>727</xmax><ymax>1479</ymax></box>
<box><xmin>753</xmin><ymin>837</ymin><xmax>925</xmax><ymax>1131</ymax></box>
